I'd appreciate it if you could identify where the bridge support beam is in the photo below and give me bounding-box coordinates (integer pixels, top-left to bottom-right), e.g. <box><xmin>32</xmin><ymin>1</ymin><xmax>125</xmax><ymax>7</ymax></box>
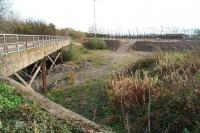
<box><xmin>14</xmin><ymin>73</ymin><xmax>28</xmax><ymax>87</ymax></box>
<box><xmin>30</xmin><ymin>62</ymin><xmax>41</xmax><ymax>76</ymax></box>
<box><xmin>27</xmin><ymin>65</ymin><xmax>41</xmax><ymax>88</ymax></box>
<box><xmin>41</xmin><ymin>58</ymin><xmax>47</xmax><ymax>92</ymax></box>
<box><xmin>48</xmin><ymin>52</ymin><xmax>61</xmax><ymax>69</ymax></box>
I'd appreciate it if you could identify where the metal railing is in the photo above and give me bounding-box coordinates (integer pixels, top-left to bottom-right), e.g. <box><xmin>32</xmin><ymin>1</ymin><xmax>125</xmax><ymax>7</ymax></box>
<box><xmin>0</xmin><ymin>34</ymin><xmax>70</xmax><ymax>55</ymax></box>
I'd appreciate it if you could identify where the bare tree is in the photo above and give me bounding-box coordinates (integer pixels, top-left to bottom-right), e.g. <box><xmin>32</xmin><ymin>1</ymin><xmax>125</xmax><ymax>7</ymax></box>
<box><xmin>0</xmin><ymin>0</ymin><xmax>11</xmax><ymax>19</ymax></box>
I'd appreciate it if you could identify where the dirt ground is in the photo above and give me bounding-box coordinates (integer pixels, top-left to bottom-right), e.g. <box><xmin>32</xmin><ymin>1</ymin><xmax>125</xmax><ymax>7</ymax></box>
<box><xmin>32</xmin><ymin>43</ymin><xmax>150</xmax><ymax>90</ymax></box>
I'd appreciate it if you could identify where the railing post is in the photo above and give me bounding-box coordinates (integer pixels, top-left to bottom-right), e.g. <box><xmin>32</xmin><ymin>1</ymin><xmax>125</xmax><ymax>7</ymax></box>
<box><xmin>33</xmin><ymin>36</ymin><xmax>35</xmax><ymax>48</ymax></box>
<box><xmin>3</xmin><ymin>34</ymin><xmax>7</xmax><ymax>53</ymax></box>
<box><xmin>43</xmin><ymin>36</ymin><xmax>45</xmax><ymax>45</ymax></box>
<box><xmin>38</xmin><ymin>36</ymin><xmax>40</xmax><ymax>46</ymax></box>
<box><xmin>16</xmin><ymin>35</ymin><xmax>19</xmax><ymax>52</ymax></box>
<box><xmin>25</xmin><ymin>35</ymin><xmax>28</xmax><ymax>49</ymax></box>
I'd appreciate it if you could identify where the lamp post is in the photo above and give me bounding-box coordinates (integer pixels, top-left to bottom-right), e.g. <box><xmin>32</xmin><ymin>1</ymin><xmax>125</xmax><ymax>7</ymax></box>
<box><xmin>93</xmin><ymin>0</ymin><xmax>97</xmax><ymax>37</ymax></box>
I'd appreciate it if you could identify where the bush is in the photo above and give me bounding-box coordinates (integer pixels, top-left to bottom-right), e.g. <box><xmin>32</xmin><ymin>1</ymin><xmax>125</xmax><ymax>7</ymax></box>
<box><xmin>63</xmin><ymin>44</ymin><xmax>82</xmax><ymax>61</ymax></box>
<box><xmin>83</xmin><ymin>38</ymin><xmax>107</xmax><ymax>50</ymax></box>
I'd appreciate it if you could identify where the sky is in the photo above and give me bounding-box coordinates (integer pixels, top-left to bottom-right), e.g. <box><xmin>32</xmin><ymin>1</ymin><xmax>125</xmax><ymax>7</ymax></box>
<box><xmin>13</xmin><ymin>0</ymin><xmax>200</xmax><ymax>33</ymax></box>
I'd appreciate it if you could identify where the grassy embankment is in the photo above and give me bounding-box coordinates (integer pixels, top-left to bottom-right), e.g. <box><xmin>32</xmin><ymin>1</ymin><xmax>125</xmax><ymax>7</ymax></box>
<box><xmin>0</xmin><ymin>81</ymin><xmax>73</xmax><ymax>132</ymax></box>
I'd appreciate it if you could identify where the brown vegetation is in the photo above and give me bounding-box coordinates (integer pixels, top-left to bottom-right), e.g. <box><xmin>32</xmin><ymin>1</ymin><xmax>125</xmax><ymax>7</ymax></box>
<box><xmin>107</xmin><ymin>50</ymin><xmax>200</xmax><ymax>133</ymax></box>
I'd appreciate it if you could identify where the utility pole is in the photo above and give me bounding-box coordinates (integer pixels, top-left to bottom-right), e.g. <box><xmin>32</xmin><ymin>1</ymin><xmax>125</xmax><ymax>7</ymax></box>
<box><xmin>93</xmin><ymin>0</ymin><xmax>97</xmax><ymax>37</ymax></box>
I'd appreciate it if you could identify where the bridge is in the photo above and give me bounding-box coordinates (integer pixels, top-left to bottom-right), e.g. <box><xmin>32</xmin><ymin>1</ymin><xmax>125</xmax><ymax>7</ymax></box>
<box><xmin>0</xmin><ymin>34</ymin><xmax>70</xmax><ymax>91</ymax></box>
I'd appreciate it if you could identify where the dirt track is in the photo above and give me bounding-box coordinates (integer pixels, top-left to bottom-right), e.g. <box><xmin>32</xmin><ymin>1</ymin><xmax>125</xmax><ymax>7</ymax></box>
<box><xmin>116</xmin><ymin>40</ymin><xmax>136</xmax><ymax>52</ymax></box>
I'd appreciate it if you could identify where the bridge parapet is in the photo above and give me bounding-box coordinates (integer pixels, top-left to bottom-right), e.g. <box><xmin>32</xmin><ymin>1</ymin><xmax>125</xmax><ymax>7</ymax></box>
<box><xmin>0</xmin><ymin>34</ymin><xmax>70</xmax><ymax>55</ymax></box>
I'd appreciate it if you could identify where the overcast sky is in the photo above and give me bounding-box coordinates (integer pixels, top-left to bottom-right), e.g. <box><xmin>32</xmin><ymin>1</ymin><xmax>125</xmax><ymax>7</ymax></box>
<box><xmin>13</xmin><ymin>0</ymin><xmax>200</xmax><ymax>33</ymax></box>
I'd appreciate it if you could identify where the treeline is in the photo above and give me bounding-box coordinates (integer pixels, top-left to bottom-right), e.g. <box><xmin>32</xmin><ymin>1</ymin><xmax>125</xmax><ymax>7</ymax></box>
<box><xmin>0</xmin><ymin>18</ymin><xmax>86</xmax><ymax>40</ymax></box>
<box><xmin>87</xmin><ymin>33</ymin><xmax>192</xmax><ymax>40</ymax></box>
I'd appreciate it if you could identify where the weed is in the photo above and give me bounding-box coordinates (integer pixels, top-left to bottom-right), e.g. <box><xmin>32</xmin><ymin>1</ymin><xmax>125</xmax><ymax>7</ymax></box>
<box><xmin>0</xmin><ymin>81</ymin><xmax>22</xmax><ymax>109</ymax></box>
<box><xmin>66</xmin><ymin>72</ymin><xmax>76</xmax><ymax>86</ymax></box>
<box><xmin>107</xmin><ymin>50</ymin><xmax>200</xmax><ymax>133</ymax></box>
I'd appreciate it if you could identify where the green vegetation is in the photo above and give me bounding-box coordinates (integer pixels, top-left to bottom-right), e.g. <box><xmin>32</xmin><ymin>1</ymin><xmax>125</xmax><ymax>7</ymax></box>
<box><xmin>46</xmin><ymin>78</ymin><xmax>125</xmax><ymax>133</ymax></box>
<box><xmin>0</xmin><ymin>81</ymin><xmax>72</xmax><ymax>132</ymax></box>
<box><xmin>83</xmin><ymin>38</ymin><xmax>107</xmax><ymax>50</ymax></box>
<box><xmin>62</xmin><ymin>44</ymin><xmax>108</xmax><ymax>66</ymax></box>
<box><xmin>63</xmin><ymin>44</ymin><xmax>83</xmax><ymax>62</ymax></box>
<box><xmin>0</xmin><ymin>82</ymin><xmax>22</xmax><ymax>109</ymax></box>
<box><xmin>107</xmin><ymin>51</ymin><xmax>200</xmax><ymax>133</ymax></box>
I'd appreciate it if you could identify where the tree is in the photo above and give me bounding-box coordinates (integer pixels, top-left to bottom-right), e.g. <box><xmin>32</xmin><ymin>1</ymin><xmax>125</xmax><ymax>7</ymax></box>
<box><xmin>0</xmin><ymin>0</ymin><xmax>11</xmax><ymax>19</ymax></box>
<box><xmin>47</xmin><ymin>23</ymin><xmax>56</xmax><ymax>35</ymax></box>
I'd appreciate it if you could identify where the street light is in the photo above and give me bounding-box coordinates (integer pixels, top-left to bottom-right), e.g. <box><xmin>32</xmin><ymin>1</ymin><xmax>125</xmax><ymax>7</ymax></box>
<box><xmin>93</xmin><ymin>0</ymin><xmax>97</xmax><ymax>37</ymax></box>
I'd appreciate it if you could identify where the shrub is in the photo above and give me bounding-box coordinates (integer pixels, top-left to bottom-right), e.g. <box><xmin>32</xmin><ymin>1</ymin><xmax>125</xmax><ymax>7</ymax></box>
<box><xmin>83</xmin><ymin>38</ymin><xmax>107</xmax><ymax>50</ymax></box>
<box><xmin>63</xmin><ymin>44</ymin><xmax>81</xmax><ymax>61</ymax></box>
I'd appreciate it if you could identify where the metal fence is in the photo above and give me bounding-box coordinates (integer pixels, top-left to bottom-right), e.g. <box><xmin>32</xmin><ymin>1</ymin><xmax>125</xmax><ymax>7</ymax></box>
<box><xmin>0</xmin><ymin>34</ymin><xmax>70</xmax><ymax>55</ymax></box>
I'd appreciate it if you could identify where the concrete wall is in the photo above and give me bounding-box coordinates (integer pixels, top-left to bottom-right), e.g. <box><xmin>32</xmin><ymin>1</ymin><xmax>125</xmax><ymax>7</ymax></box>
<box><xmin>0</xmin><ymin>41</ymin><xmax>70</xmax><ymax>76</ymax></box>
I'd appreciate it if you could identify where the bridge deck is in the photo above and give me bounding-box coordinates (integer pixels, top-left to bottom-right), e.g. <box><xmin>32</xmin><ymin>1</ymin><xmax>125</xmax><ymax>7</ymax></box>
<box><xmin>0</xmin><ymin>34</ymin><xmax>70</xmax><ymax>76</ymax></box>
<box><xmin>0</xmin><ymin>34</ymin><xmax>69</xmax><ymax>55</ymax></box>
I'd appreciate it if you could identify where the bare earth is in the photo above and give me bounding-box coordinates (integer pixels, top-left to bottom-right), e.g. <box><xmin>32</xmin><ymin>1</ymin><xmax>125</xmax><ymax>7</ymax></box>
<box><xmin>32</xmin><ymin>43</ymin><xmax>151</xmax><ymax>90</ymax></box>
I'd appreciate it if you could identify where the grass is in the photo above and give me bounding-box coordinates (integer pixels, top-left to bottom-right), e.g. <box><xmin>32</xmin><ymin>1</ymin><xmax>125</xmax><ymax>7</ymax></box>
<box><xmin>46</xmin><ymin>78</ymin><xmax>125</xmax><ymax>133</ymax></box>
<box><xmin>107</xmin><ymin>51</ymin><xmax>200</xmax><ymax>133</ymax></box>
<box><xmin>63</xmin><ymin>44</ymin><xmax>107</xmax><ymax>66</ymax></box>
<box><xmin>80</xmin><ymin>50</ymin><xmax>108</xmax><ymax>66</ymax></box>
<box><xmin>45</xmin><ymin>51</ymin><xmax>143</xmax><ymax>132</ymax></box>
<box><xmin>0</xmin><ymin>81</ymin><xmax>73</xmax><ymax>132</ymax></box>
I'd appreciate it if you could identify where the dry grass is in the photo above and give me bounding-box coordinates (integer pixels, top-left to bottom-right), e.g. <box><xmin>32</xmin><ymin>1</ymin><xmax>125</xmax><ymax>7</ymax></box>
<box><xmin>66</xmin><ymin>72</ymin><xmax>76</xmax><ymax>86</ymax></box>
<box><xmin>107</xmin><ymin>50</ymin><xmax>200</xmax><ymax>133</ymax></box>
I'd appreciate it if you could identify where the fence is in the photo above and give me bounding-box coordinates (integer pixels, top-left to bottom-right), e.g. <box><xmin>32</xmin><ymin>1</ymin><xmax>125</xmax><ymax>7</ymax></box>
<box><xmin>0</xmin><ymin>34</ymin><xmax>70</xmax><ymax>55</ymax></box>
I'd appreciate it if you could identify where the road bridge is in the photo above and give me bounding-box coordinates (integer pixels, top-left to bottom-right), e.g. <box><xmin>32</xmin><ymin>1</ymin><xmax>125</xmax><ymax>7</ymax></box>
<box><xmin>0</xmin><ymin>34</ymin><xmax>70</xmax><ymax>91</ymax></box>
